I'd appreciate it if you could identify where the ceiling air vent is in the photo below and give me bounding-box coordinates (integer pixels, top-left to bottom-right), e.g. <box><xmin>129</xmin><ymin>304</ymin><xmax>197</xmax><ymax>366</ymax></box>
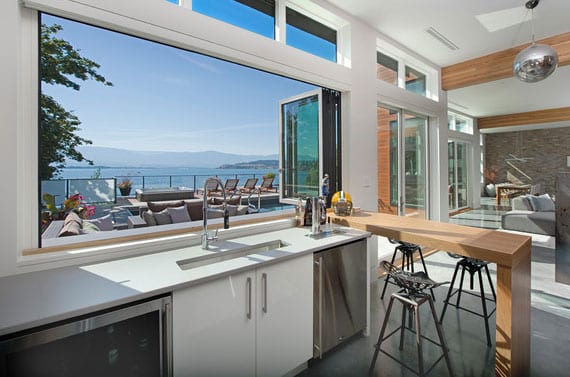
<box><xmin>425</xmin><ymin>27</ymin><xmax>459</xmax><ymax>51</ymax></box>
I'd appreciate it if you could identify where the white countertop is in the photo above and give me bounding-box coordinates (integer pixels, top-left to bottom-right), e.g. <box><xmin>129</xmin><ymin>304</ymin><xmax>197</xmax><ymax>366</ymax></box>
<box><xmin>0</xmin><ymin>224</ymin><xmax>369</xmax><ymax>337</ymax></box>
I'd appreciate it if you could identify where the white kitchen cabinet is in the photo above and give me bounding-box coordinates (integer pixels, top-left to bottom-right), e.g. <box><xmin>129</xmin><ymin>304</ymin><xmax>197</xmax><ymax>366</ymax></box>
<box><xmin>173</xmin><ymin>269</ymin><xmax>256</xmax><ymax>377</ymax></box>
<box><xmin>256</xmin><ymin>254</ymin><xmax>313</xmax><ymax>377</ymax></box>
<box><xmin>173</xmin><ymin>253</ymin><xmax>313</xmax><ymax>377</ymax></box>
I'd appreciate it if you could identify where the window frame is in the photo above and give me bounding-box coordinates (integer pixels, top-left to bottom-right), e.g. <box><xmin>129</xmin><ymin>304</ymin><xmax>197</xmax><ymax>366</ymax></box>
<box><xmin>448</xmin><ymin>111</ymin><xmax>474</xmax><ymax>135</ymax></box>
<box><xmin>18</xmin><ymin>0</ymin><xmax>349</xmax><ymax>262</ymax></box>
<box><xmin>376</xmin><ymin>40</ymin><xmax>439</xmax><ymax>101</ymax></box>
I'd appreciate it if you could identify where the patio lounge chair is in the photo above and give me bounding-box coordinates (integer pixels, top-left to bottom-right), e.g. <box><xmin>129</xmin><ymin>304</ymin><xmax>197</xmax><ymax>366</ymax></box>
<box><xmin>259</xmin><ymin>176</ymin><xmax>276</xmax><ymax>192</ymax></box>
<box><xmin>240</xmin><ymin>178</ymin><xmax>258</xmax><ymax>193</ymax></box>
<box><xmin>199</xmin><ymin>178</ymin><xmax>220</xmax><ymax>197</ymax></box>
<box><xmin>223</xmin><ymin>178</ymin><xmax>239</xmax><ymax>194</ymax></box>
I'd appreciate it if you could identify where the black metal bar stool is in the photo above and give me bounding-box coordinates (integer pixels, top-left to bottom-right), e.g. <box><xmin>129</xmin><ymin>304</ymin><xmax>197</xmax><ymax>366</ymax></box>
<box><xmin>439</xmin><ymin>253</ymin><xmax>497</xmax><ymax>347</ymax></box>
<box><xmin>380</xmin><ymin>239</ymin><xmax>434</xmax><ymax>300</ymax></box>
<box><xmin>370</xmin><ymin>261</ymin><xmax>454</xmax><ymax>377</ymax></box>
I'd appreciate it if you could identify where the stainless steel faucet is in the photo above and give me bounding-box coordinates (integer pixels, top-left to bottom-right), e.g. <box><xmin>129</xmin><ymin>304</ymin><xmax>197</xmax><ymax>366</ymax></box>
<box><xmin>201</xmin><ymin>177</ymin><xmax>229</xmax><ymax>249</ymax></box>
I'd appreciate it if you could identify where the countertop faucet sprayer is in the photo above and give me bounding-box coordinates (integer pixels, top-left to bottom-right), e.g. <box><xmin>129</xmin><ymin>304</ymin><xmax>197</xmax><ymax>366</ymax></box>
<box><xmin>201</xmin><ymin>177</ymin><xmax>230</xmax><ymax>249</ymax></box>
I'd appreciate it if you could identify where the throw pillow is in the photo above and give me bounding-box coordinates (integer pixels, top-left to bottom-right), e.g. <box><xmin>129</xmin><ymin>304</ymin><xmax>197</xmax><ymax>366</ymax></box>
<box><xmin>143</xmin><ymin>210</ymin><xmax>157</xmax><ymax>226</ymax></box>
<box><xmin>153</xmin><ymin>209</ymin><xmax>172</xmax><ymax>225</ymax></box>
<box><xmin>529</xmin><ymin>193</ymin><xmax>555</xmax><ymax>212</ymax></box>
<box><xmin>167</xmin><ymin>204</ymin><xmax>191</xmax><ymax>223</ymax></box>
<box><xmin>81</xmin><ymin>221</ymin><xmax>101</xmax><ymax>234</ymax></box>
<box><xmin>86</xmin><ymin>214</ymin><xmax>114</xmax><ymax>231</ymax></box>
<box><xmin>64</xmin><ymin>211</ymin><xmax>82</xmax><ymax>226</ymax></box>
<box><xmin>58</xmin><ymin>221</ymin><xmax>81</xmax><ymax>237</ymax></box>
<box><xmin>211</xmin><ymin>195</ymin><xmax>241</xmax><ymax>205</ymax></box>
<box><xmin>184</xmin><ymin>200</ymin><xmax>203</xmax><ymax>221</ymax></box>
<box><xmin>207</xmin><ymin>204</ymin><xmax>225</xmax><ymax>219</ymax></box>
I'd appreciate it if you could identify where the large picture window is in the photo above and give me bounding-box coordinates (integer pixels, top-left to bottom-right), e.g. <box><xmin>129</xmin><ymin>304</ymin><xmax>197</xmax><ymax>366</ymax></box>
<box><xmin>38</xmin><ymin>13</ymin><xmax>326</xmax><ymax>250</ymax></box>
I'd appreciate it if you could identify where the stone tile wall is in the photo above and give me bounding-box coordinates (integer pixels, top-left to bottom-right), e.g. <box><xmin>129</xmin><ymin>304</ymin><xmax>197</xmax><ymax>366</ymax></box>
<box><xmin>484</xmin><ymin>126</ymin><xmax>570</xmax><ymax>195</ymax></box>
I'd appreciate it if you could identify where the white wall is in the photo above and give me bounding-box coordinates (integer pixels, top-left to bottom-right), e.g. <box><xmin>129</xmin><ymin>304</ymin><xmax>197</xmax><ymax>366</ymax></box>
<box><xmin>0</xmin><ymin>0</ymin><xmax>449</xmax><ymax>277</ymax></box>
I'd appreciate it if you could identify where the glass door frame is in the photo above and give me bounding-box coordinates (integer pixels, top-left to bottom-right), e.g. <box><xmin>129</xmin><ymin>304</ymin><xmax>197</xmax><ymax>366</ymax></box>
<box><xmin>278</xmin><ymin>89</ymin><xmax>323</xmax><ymax>205</ymax></box>
<box><xmin>448</xmin><ymin>139</ymin><xmax>471</xmax><ymax>212</ymax></box>
<box><xmin>378</xmin><ymin>103</ymin><xmax>430</xmax><ymax>218</ymax></box>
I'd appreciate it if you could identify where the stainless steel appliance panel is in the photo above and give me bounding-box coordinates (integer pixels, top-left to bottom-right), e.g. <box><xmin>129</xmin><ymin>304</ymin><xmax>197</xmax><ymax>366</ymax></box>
<box><xmin>314</xmin><ymin>239</ymin><xmax>367</xmax><ymax>358</ymax></box>
<box><xmin>0</xmin><ymin>295</ymin><xmax>172</xmax><ymax>377</ymax></box>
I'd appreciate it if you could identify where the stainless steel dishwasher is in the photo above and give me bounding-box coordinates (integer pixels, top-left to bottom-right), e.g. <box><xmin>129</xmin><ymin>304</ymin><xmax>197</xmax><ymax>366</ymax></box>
<box><xmin>313</xmin><ymin>239</ymin><xmax>367</xmax><ymax>358</ymax></box>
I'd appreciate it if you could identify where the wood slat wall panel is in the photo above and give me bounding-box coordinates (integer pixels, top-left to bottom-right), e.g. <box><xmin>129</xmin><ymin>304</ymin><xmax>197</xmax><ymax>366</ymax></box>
<box><xmin>478</xmin><ymin>106</ymin><xmax>570</xmax><ymax>129</ymax></box>
<box><xmin>443</xmin><ymin>32</ymin><xmax>570</xmax><ymax>91</ymax></box>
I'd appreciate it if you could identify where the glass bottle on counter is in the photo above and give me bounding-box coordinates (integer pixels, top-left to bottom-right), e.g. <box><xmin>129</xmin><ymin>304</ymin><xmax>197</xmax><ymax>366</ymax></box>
<box><xmin>304</xmin><ymin>198</ymin><xmax>312</xmax><ymax>227</ymax></box>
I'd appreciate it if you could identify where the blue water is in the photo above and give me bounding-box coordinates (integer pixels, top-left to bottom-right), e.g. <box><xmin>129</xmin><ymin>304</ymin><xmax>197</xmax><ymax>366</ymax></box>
<box><xmin>61</xmin><ymin>166</ymin><xmax>279</xmax><ymax>191</ymax></box>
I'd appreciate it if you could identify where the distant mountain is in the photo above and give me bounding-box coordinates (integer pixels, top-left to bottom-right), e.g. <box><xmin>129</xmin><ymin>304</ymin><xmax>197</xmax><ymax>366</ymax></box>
<box><xmin>218</xmin><ymin>160</ymin><xmax>278</xmax><ymax>169</ymax></box>
<box><xmin>67</xmin><ymin>146</ymin><xmax>279</xmax><ymax>168</ymax></box>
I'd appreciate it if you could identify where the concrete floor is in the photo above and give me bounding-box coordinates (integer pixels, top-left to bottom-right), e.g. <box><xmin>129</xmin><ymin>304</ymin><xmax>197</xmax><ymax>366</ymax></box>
<box><xmin>298</xmin><ymin>257</ymin><xmax>570</xmax><ymax>376</ymax></box>
<box><xmin>298</xmin><ymin>205</ymin><xmax>570</xmax><ymax>376</ymax></box>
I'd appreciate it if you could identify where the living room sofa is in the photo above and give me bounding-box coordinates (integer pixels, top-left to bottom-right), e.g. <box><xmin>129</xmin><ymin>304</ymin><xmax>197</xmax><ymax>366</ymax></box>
<box><xmin>501</xmin><ymin>194</ymin><xmax>555</xmax><ymax>236</ymax></box>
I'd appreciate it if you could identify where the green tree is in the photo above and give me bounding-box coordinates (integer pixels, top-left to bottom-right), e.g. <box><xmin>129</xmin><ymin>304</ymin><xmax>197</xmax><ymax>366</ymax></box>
<box><xmin>40</xmin><ymin>23</ymin><xmax>112</xmax><ymax>180</ymax></box>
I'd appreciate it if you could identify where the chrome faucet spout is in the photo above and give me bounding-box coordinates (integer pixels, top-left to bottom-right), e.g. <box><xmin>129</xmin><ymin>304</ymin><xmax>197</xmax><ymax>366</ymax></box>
<box><xmin>202</xmin><ymin>177</ymin><xmax>229</xmax><ymax>249</ymax></box>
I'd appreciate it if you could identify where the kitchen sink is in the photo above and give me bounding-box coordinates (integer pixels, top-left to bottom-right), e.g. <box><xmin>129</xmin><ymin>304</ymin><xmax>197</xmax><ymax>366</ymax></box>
<box><xmin>177</xmin><ymin>239</ymin><xmax>289</xmax><ymax>270</ymax></box>
<box><xmin>307</xmin><ymin>227</ymin><xmax>346</xmax><ymax>239</ymax></box>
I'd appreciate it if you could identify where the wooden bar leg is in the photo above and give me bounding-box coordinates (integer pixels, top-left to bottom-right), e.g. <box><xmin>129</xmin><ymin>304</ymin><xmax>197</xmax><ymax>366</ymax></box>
<box><xmin>494</xmin><ymin>244</ymin><xmax>531</xmax><ymax>377</ymax></box>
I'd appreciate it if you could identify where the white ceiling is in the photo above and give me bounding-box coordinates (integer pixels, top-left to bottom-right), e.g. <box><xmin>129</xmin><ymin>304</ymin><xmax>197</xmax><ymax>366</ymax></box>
<box><xmin>325</xmin><ymin>0</ymin><xmax>570</xmax><ymax>119</ymax></box>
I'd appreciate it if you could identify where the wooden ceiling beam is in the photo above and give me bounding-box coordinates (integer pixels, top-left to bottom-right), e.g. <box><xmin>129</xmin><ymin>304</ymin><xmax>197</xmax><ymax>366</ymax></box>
<box><xmin>442</xmin><ymin>32</ymin><xmax>570</xmax><ymax>91</ymax></box>
<box><xmin>478</xmin><ymin>106</ymin><xmax>570</xmax><ymax>129</ymax></box>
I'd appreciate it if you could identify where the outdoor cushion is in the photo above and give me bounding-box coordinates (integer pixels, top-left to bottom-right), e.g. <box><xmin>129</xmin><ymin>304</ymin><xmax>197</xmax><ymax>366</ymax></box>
<box><xmin>167</xmin><ymin>204</ymin><xmax>191</xmax><ymax>223</ymax></box>
<box><xmin>154</xmin><ymin>209</ymin><xmax>172</xmax><ymax>225</ymax></box>
<box><xmin>147</xmin><ymin>200</ymin><xmax>185</xmax><ymax>213</ymax></box>
<box><xmin>81</xmin><ymin>221</ymin><xmax>101</xmax><ymax>234</ymax></box>
<box><xmin>143</xmin><ymin>210</ymin><xmax>157</xmax><ymax>226</ymax></box>
<box><xmin>211</xmin><ymin>196</ymin><xmax>241</xmax><ymax>205</ymax></box>
<box><xmin>85</xmin><ymin>214</ymin><xmax>113</xmax><ymax>231</ymax></box>
<box><xmin>64</xmin><ymin>211</ymin><xmax>82</xmax><ymax>226</ymax></box>
<box><xmin>58</xmin><ymin>220</ymin><xmax>81</xmax><ymax>237</ymax></box>
<box><xmin>184</xmin><ymin>200</ymin><xmax>204</xmax><ymax>221</ymax></box>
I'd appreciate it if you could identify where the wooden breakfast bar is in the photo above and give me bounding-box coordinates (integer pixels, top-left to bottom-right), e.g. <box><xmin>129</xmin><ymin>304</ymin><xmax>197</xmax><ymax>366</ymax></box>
<box><xmin>331</xmin><ymin>211</ymin><xmax>531</xmax><ymax>377</ymax></box>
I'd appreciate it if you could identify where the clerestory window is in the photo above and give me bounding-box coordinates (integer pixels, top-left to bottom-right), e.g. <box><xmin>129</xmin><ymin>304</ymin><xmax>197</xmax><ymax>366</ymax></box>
<box><xmin>285</xmin><ymin>7</ymin><xmax>337</xmax><ymax>62</ymax></box>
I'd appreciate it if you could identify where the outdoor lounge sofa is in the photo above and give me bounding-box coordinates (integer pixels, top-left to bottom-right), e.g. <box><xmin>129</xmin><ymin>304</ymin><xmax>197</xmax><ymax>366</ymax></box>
<box><xmin>501</xmin><ymin>194</ymin><xmax>555</xmax><ymax>236</ymax></box>
<box><xmin>128</xmin><ymin>196</ymin><xmax>248</xmax><ymax>228</ymax></box>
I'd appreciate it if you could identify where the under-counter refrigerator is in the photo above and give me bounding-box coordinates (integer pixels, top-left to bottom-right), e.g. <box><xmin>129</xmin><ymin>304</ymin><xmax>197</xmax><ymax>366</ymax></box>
<box><xmin>313</xmin><ymin>239</ymin><xmax>367</xmax><ymax>358</ymax></box>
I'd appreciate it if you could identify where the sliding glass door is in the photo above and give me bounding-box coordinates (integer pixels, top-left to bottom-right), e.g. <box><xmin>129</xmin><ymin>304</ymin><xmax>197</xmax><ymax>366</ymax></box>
<box><xmin>448</xmin><ymin>141</ymin><xmax>469</xmax><ymax>211</ymax></box>
<box><xmin>377</xmin><ymin>104</ymin><xmax>429</xmax><ymax>219</ymax></box>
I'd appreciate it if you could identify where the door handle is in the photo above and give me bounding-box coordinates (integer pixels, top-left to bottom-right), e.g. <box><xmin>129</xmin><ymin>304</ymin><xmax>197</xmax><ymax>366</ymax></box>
<box><xmin>246</xmin><ymin>277</ymin><xmax>252</xmax><ymax>320</ymax></box>
<box><xmin>262</xmin><ymin>273</ymin><xmax>268</xmax><ymax>313</ymax></box>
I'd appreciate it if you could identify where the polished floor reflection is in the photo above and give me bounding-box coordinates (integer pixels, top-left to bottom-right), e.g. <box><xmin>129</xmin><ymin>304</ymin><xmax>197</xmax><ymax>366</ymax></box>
<box><xmin>298</xmin><ymin>247</ymin><xmax>570</xmax><ymax>377</ymax></box>
<box><xmin>448</xmin><ymin>197</ymin><xmax>510</xmax><ymax>229</ymax></box>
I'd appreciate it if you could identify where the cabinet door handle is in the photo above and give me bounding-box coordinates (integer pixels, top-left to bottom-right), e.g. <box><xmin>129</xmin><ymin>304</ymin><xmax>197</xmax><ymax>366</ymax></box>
<box><xmin>246</xmin><ymin>277</ymin><xmax>252</xmax><ymax>320</ymax></box>
<box><xmin>262</xmin><ymin>273</ymin><xmax>268</xmax><ymax>313</ymax></box>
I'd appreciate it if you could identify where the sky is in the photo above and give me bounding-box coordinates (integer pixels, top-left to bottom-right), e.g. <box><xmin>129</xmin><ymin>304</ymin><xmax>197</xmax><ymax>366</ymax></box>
<box><xmin>41</xmin><ymin>2</ymin><xmax>330</xmax><ymax>156</ymax></box>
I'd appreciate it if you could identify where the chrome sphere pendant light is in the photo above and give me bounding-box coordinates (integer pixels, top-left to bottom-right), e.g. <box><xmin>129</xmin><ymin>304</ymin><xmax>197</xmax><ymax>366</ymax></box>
<box><xmin>513</xmin><ymin>0</ymin><xmax>559</xmax><ymax>83</ymax></box>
